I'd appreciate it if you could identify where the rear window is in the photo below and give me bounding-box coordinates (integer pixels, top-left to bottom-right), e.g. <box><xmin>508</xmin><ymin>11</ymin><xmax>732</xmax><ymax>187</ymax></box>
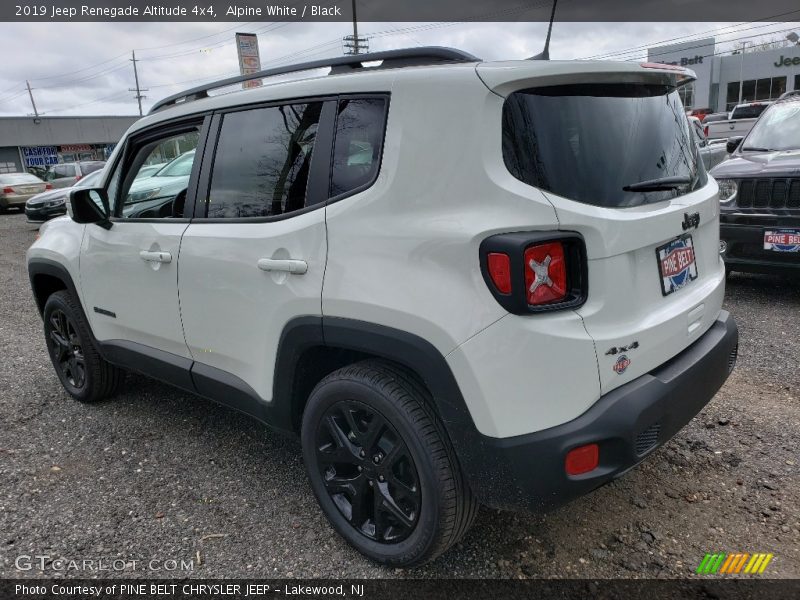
<box><xmin>1</xmin><ymin>173</ymin><xmax>42</xmax><ymax>184</ymax></box>
<box><xmin>502</xmin><ymin>84</ymin><xmax>704</xmax><ymax>208</ymax></box>
<box><xmin>731</xmin><ymin>104</ymin><xmax>769</xmax><ymax>120</ymax></box>
<box><xmin>79</xmin><ymin>161</ymin><xmax>104</xmax><ymax>175</ymax></box>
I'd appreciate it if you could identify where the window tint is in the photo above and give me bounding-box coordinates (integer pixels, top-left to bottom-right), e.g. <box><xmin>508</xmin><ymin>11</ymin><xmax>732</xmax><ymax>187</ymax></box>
<box><xmin>330</xmin><ymin>98</ymin><xmax>387</xmax><ymax>198</ymax></box>
<box><xmin>115</xmin><ymin>129</ymin><xmax>200</xmax><ymax>219</ymax></box>
<box><xmin>206</xmin><ymin>103</ymin><xmax>323</xmax><ymax>219</ymax></box>
<box><xmin>502</xmin><ymin>84</ymin><xmax>703</xmax><ymax>208</ymax></box>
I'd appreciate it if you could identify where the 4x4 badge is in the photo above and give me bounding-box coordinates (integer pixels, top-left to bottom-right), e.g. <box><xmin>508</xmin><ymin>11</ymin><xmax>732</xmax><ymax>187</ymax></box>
<box><xmin>605</xmin><ymin>341</ymin><xmax>639</xmax><ymax>356</ymax></box>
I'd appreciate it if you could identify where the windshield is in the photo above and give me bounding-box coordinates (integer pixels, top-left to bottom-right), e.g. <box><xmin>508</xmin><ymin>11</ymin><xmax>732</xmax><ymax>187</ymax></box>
<box><xmin>154</xmin><ymin>152</ymin><xmax>195</xmax><ymax>177</ymax></box>
<box><xmin>75</xmin><ymin>170</ymin><xmax>103</xmax><ymax>188</ymax></box>
<box><xmin>741</xmin><ymin>101</ymin><xmax>800</xmax><ymax>152</ymax></box>
<box><xmin>502</xmin><ymin>84</ymin><xmax>702</xmax><ymax>207</ymax></box>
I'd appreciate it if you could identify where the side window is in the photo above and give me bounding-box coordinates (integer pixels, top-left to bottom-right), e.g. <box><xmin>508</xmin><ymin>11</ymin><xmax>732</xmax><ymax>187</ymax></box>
<box><xmin>114</xmin><ymin>128</ymin><xmax>200</xmax><ymax>219</ymax></box>
<box><xmin>330</xmin><ymin>98</ymin><xmax>387</xmax><ymax>198</ymax></box>
<box><xmin>206</xmin><ymin>102</ymin><xmax>323</xmax><ymax>219</ymax></box>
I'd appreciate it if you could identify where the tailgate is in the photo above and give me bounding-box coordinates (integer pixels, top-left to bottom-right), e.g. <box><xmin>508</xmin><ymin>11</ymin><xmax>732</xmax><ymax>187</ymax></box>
<box><xmin>497</xmin><ymin>71</ymin><xmax>726</xmax><ymax>395</ymax></box>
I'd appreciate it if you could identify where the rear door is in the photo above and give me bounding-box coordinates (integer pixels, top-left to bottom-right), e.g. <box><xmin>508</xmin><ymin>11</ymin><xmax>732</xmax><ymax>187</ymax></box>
<box><xmin>177</xmin><ymin>99</ymin><xmax>334</xmax><ymax>404</ymax></box>
<box><xmin>500</xmin><ymin>78</ymin><xmax>725</xmax><ymax>394</ymax></box>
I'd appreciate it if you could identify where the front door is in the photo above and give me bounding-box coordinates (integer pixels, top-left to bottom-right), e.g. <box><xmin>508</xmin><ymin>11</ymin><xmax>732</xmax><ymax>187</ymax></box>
<box><xmin>80</xmin><ymin>120</ymin><xmax>208</xmax><ymax>360</ymax></box>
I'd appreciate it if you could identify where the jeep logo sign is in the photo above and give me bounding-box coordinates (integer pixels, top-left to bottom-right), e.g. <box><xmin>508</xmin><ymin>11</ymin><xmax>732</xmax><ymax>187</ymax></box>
<box><xmin>774</xmin><ymin>55</ymin><xmax>800</xmax><ymax>68</ymax></box>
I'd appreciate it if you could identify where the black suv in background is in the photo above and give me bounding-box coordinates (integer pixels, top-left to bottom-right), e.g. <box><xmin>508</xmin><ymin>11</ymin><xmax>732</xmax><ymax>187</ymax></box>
<box><xmin>711</xmin><ymin>94</ymin><xmax>800</xmax><ymax>276</ymax></box>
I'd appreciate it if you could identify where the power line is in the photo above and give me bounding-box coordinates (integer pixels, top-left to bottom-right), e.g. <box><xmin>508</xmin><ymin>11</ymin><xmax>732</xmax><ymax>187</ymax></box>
<box><xmin>581</xmin><ymin>13</ymin><xmax>800</xmax><ymax>60</ymax></box>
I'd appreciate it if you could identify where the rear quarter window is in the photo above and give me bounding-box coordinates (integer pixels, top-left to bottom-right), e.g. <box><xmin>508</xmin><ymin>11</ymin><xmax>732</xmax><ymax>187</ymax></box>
<box><xmin>329</xmin><ymin>97</ymin><xmax>388</xmax><ymax>199</ymax></box>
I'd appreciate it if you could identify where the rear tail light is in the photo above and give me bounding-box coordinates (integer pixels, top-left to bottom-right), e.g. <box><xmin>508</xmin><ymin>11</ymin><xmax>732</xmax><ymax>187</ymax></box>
<box><xmin>2</xmin><ymin>187</ymin><xmax>13</xmax><ymax>194</ymax></box>
<box><xmin>704</xmin><ymin>125</ymin><xmax>709</xmax><ymax>137</ymax></box>
<box><xmin>480</xmin><ymin>232</ymin><xmax>587</xmax><ymax>314</ymax></box>
<box><xmin>524</xmin><ymin>241</ymin><xmax>567</xmax><ymax>305</ymax></box>
<box><xmin>45</xmin><ymin>184</ymin><xmax>53</xmax><ymax>190</ymax></box>
<box><xmin>565</xmin><ymin>444</ymin><xmax>599</xmax><ymax>476</ymax></box>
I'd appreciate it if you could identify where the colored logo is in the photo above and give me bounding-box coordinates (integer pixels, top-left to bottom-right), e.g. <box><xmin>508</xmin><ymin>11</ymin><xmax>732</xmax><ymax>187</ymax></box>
<box><xmin>613</xmin><ymin>355</ymin><xmax>630</xmax><ymax>374</ymax></box>
<box><xmin>658</xmin><ymin>236</ymin><xmax>698</xmax><ymax>294</ymax></box>
<box><xmin>696</xmin><ymin>552</ymin><xmax>774</xmax><ymax>575</ymax></box>
<box><xmin>764</xmin><ymin>230</ymin><xmax>800</xmax><ymax>253</ymax></box>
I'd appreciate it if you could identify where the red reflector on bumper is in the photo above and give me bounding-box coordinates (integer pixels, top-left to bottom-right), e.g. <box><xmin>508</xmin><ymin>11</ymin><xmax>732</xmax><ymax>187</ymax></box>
<box><xmin>565</xmin><ymin>443</ymin><xmax>599</xmax><ymax>475</ymax></box>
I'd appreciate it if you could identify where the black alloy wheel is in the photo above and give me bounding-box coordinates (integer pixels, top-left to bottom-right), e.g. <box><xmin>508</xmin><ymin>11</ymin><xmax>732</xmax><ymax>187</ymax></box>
<box><xmin>315</xmin><ymin>400</ymin><xmax>421</xmax><ymax>543</ymax></box>
<box><xmin>42</xmin><ymin>290</ymin><xmax>124</xmax><ymax>403</ymax></box>
<box><xmin>301</xmin><ymin>360</ymin><xmax>478</xmax><ymax>567</ymax></box>
<box><xmin>47</xmin><ymin>308</ymin><xmax>87</xmax><ymax>392</ymax></box>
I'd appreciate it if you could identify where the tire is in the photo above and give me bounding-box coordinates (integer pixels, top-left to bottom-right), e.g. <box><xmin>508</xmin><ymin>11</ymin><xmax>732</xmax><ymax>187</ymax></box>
<box><xmin>301</xmin><ymin>359</ymin><xmax>478</xmax><ymax>567</ymax></box>
<box><xmin>43</xmin><ymin>290</ymin><xmax>124</xmax><ymax>403</ymax></box>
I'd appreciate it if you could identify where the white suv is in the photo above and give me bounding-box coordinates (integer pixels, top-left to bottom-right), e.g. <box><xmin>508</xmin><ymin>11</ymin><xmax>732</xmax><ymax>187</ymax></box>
<box><xmin>27</xmin><ymin>48</ymin><xmax>738</xmax><ymax>567</ymax></box>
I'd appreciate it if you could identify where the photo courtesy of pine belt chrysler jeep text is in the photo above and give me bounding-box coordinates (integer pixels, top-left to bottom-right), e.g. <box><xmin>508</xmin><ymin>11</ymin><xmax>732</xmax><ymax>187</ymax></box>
<box><xmin>27</xmin><ymin>48</ymin><xmax>739</xmax><ymax>567</ymax></box>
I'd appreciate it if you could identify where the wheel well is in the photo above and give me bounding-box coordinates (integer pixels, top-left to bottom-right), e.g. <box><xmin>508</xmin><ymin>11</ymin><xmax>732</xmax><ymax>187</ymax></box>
<box><xmin>31</xmin><ymin>273</ymin><xmax>67</xmax><ymax>315</ymax></box>
<box><xmin>289</xmin><ymin>346</ymin><xmax>433</xmax><ymax>431</ymax></box>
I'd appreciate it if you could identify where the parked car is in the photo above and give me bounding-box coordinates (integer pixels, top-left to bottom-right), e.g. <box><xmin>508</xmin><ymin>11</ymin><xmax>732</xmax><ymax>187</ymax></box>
<box><xmin>27</xmin><ymin>48</ymin><xmax>738</xmax><ymax>567</ymax></box>
<box><xmin>706</xmin><ymin>102</ymin><xmax>772</xmax><ymax>141</ymax></box>
<box><xmin>0</xmin><ymin>173</ymin><xmax>50</xmax><ymax>210</ymax></box>
<box><xmin>121</xmin><ymin>151</ymin><xmax>195</xmax><ymax>218</ymax></box>
<box><xmin>711</xmin><ymin>94</ymin><xmax>800</xmax><ymax>276</ymax></box>
<box><xmin>42</xmin><ymin>161</ymin><xmax>105</xmax><ymax>189</ymax></box>
<box><xmin>689</xmin><ymin>116</ymin><xmax>728</xmax><ymax>171</ymax></box>
<box><xmin>25</xmin><ymin>169</ymin><xmax>105</xmax><ymax>223</ymax></box>
<box><xmin>134</xmin><ymin>162</ymin><xmax>167</xmax><ymax>180</ymax></box>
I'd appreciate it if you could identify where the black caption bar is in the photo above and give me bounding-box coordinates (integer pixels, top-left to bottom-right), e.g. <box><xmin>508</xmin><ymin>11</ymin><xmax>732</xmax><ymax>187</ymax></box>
<box><xmin>3</xmin><ymin>0</ymin><xmax>800</xmax><ymax>22</ymax></box>
<box><xmin>3</xmin><ymin>579</ymin><xmax>800</xmax><ymax>600</ymax></box>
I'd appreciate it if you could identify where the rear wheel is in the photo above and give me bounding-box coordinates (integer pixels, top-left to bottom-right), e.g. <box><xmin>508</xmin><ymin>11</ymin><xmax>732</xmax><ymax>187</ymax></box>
<box><xmin>301</xmin><ymin>360</ymin><xmax>477</xmax><ymax>566</ymax></box>
<box><xmin>43</xmin><ymin>290</ymin><xmax>124</xmax><ymax>403</ymax></box>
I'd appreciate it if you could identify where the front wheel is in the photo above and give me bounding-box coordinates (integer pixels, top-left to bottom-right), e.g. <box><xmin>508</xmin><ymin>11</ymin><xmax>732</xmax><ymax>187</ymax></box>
<box><xmin>301</xmin><ymin>360</ymin><xmax>477</xmax><ymax>567</ymax></box>
<box><xmin>43</xmin><ymin>290</ymin><xmax>124</xmax><ymax>402</ymax></box>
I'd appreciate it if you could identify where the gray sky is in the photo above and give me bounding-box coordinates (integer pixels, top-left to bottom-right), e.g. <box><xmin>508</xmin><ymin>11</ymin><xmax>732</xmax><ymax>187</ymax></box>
<box><xmin>0</xmin><ymin>20</ymin><xmax>798</xmax><ymax>116</ymax></box>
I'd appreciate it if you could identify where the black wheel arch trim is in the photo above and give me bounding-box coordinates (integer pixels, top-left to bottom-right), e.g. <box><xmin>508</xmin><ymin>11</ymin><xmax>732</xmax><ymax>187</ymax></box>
<box><xmin>28</xmin><ymin>258</ymin><xmax>84</xmax><ymax>318</ymax></box>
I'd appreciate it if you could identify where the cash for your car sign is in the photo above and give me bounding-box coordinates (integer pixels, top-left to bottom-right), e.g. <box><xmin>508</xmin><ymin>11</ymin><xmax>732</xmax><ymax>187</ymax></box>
<box><xmin>236</xmin><ymin>32</ymin><xmax>262</xmax><ymax>89</ymax></box>
<box><xmin>22</xmin><ymin>146</ymin><xmax>58</xmax><ymax>167</ymax></box>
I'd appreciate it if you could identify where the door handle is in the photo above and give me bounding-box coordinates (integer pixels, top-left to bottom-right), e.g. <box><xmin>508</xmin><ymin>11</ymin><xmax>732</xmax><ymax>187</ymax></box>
<box><xmin>139</xmin><ymin>250</ymin><xmax>172</xmax><ymax>264</ymax></box>
<box><xmin>257</xmin><ymin>258</ymin><xmax>308</xmax><ymax>274</ymax></box>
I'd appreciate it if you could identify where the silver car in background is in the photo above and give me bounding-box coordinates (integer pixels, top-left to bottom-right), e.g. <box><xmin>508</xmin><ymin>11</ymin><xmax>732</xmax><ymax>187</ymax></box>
<box><xmin>0</xmin><ymin>173</ymin><xmax>49</xmax><ymax>210</ymax></box>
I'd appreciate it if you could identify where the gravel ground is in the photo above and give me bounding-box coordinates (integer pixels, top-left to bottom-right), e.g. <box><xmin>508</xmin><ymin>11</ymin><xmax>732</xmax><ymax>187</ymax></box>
<box><xmin>0</xmin><ymin>211</ymin><xmax>798</xmax><ymax>579</ymax></box>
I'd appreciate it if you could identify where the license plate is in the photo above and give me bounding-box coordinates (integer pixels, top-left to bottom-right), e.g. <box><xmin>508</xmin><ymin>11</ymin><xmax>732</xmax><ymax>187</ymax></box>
<box><xmin>764</xmin><ymin>229</ymin><xmax>800</xmax><ymax>252</ymax></box>
<box><xmin>657</xmin><ymin>234</ymin><xmax>698</xmax><ymax>296</ymax></box>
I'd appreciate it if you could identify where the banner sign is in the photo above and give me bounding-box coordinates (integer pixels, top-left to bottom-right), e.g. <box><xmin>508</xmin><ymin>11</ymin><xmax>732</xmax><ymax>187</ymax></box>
<box><xmin>21</xmin><ymin>146</ymin><xmax>58</xmax><ymax>167</ymax></box>
<box><xmin>236</xmin><ymin>32</ymin><xmax>262</xmax><ymax>89</ymax></box>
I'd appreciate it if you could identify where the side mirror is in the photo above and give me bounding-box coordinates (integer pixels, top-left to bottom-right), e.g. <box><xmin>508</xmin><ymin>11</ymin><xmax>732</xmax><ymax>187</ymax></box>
<box><xmin>726</xmin><ymin>136</ymin><xmax>744</xmax><ymax>154</ymax></box>
<box><xmin>67</xmin><ymin>188</ymin><xmax>111</xmax><ymax>229</ymax></box>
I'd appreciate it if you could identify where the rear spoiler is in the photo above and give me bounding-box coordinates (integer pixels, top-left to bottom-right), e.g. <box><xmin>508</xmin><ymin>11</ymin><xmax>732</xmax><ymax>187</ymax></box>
<box><xmin>476</xmin><ymin>60</ymin><xmax>696</xmax><ymax>97</ymax></box>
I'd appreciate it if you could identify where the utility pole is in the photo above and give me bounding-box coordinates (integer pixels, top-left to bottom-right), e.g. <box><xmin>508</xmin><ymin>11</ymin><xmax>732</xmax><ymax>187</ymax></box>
<box><xmin>26</xmin><ymin>80</ymin><xmax>39</xmax><ymax>118</ymax></box>
<box><xmin>342</xmin><ymin>0</ymin><xmax>368</xmax><ymax>55</ymax></box>
<box><xmin>352</xmin><ymin>0</ymin><xmax>359</xmax><ymax>55</ymax></box>
<box><xmin>129</xmin><ymin>50</ymin><xmax>148</xmax><ymax>116</ymax></box>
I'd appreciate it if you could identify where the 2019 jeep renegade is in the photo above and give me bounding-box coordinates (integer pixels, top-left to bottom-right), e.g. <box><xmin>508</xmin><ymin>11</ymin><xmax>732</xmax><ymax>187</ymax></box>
<box><xmin>27</xmin><ymin>48</ymin><xmax>738</xmax><ymax>567</ymax></box>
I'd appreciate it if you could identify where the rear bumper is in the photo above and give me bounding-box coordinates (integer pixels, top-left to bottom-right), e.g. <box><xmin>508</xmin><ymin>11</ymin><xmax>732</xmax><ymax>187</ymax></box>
<box><xmin>458</xmin><ymin>310</ymin><xmax>738</xmax><ymax>512</ymax></box>
<box><xmin>720</xmin><ymin>217</ymin><xmax>800</xmax><ymax>275</ymax></box>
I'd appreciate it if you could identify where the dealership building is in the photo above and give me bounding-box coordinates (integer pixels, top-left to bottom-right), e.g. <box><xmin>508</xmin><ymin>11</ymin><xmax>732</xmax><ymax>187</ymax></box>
<box><xmin>647</xmin><ymin>37</ymin><xmax>800</xmax><ymax>113</ymax></box>
<box><xmin>0</xmin><ymin>115</ymin><xmax>138</xmax><ymax>174</ymax></box>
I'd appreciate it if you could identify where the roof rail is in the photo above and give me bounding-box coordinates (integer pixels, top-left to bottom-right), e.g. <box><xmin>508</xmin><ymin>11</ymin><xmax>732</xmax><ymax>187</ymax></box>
<box><xmin>149</xmin><ymin>47</ymin><xmax>481</xmax><ymax>114</ymax></box>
